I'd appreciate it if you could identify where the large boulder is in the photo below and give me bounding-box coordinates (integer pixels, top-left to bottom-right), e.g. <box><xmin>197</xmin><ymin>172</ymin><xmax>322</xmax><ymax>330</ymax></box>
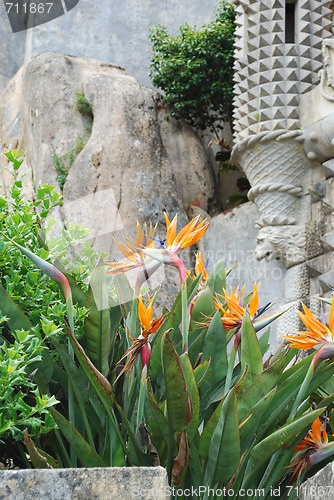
<box><xmin>0</xmin><ymin>52</ymin><xmax>214</xmax><ymax>299</ymax></box>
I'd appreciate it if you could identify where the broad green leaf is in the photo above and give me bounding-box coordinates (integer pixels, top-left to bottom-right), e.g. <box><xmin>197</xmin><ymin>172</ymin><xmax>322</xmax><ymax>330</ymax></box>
<box><xmin>63</xmin><ymin>318</ymin><xmax>142</xmax><ymax>464</ymax></box>
<box><xmin>181</xmin><ymin>353</ymin><xmax>200</xmax><ymax>441</ymax></box>
<box><xmin>162</xmin><ymin>331</ymin><xmax>192</xmax><ymax>432</ymax></box>
<box><xmin>249</xmin><ymin>408</ymin><xmax>325</xmax><ymax>472</ymax></box>
<box><xmin>189</xmin><ymin>287</ymin><xmax>215</xmax><ymax>338</ymax></box>
<box><xmin>201</xmin><ymin>310</ymin><xmax>228</xmax><ymax>394</ymax></box>
<box><xmin>239</xmin><ymin>387</ymin><xmax>277</xmax><ymax>452</ymax></box>
<box><xmin>253</xmin><ymin>307</ymin><xmax>291</xmax><ymax>332</ymax></box>
<box><xmin>49</xmin><ymin>408</ymin><xmax>106</xmax><ymax>467</ymax></box>
<box><xmin>52</xmin><ymin>340</ymin><xmax>95</xmax><ymax>448</ymax></box>
<box><xmin>150</xmin><ymin>274</ymin><xmax>201</xmax><ymax>379</ymax></box>
<box><xmin>64</xmin><ymin>317</ymin><xmax>114</xmax><ymax>405</ymax></box>
<box><xmin>53</xmin><ymin>340</ymin><xmax>89</xmax><ymax>409</ymax></box>
<box><xmin>207</xmin><ymin>260</ymin><xmax>226</xmax><ymax>295</ymax></box>
<box><xmin>24</xmin><ymin>430</ymin><xmax>58</xmax><ymax>469</ymax></box>
<box><xmin>240</xmin><ymin>311</ymin><xmax>263</xmax><ymax>389</ymax></box>
<box><xmin>208</xmin><ymin>388</ymin><xmax>240</xmax><ymax>483</ymax></box>
<box><xmin>258</xmin><ymin>354</ymin><xmax>334</xmax><ymax>432</ymax></box>
<box><xmin>0</xmin><ymin>282</ymin><xmax>32</xmax><ymax>332</ymax></box>
<box><xmin>83</xmin><ymin>263</ymin><xmax>111</xmax><ymax>376</ymax></box>
<box><xmin>237</xmin><ymin>351</ymin><xmax>289</xmax><ymax>424</ymax></box>
<box><xmin>330</xmin><ymin>409</ymin><xmax>334</xmax><ymax>434</ymax></box>
<box><xmin>188</xmin><ymin>327</ymin><xmax>206</xmax><ymax>366</ymax></box>
<box><xmin>188</xmin><ymin>441</ymin><xmax>202</xmax><ymax>492</ymax></box>
<box><xmin>198</xmin><ymin>399</ymin><xmax>224</xmax><ymax>460</ymax></box>
<box><xmin>194</xmin><ymin>358</ymin><xmax>211</xmax><ymax>387</ymax></box>
<box><xmin>259</xmin><ymin>327</ymin><xmax>270</xmax><ymax>357</ymax></box>
<box><xmin>108</xmin><ymin>305</ymin><xmax>123</xmax><ymax>368</ymax></box>
<box><xmin>147</xmin><ymin>386</ymin><xmax>169</xmax><ymax>446</ymax></box>
<box><xmin>54</xmin><ymin>258</ymin><xmax>86</xmax><ymax>307</ymax></box>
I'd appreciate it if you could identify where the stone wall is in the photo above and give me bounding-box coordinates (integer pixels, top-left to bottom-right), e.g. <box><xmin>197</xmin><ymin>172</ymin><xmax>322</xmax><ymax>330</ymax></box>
<box><xmin>0</xmin><ymin>467</ymin><xmax>170</xmax><ymax>500</ymax></box>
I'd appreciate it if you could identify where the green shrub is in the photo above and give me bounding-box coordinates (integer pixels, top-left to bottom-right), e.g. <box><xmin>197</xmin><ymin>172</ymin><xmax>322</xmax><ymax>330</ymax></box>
<box><xmin>149</xmin><ymin>1</ymin><xmax>235</xmax><ymax>137</ymax></box>
<box><xmin>75</xmin><ymin>91</ymin><xmax>93</xmax><ymax>119</ymax></box>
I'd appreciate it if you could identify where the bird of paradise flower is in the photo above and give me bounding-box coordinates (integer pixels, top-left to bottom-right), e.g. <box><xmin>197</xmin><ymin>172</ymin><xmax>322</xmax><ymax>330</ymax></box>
<box><xmin>116</xmin><ymin>293</ymin><xmax>165</xmax><ymax>382</ymax></box>
<box><xmin>285</xmin><ymin>299</ymin><xmax>334</xmax><ymax>420</ymax></box>
<box><xmin>115</xmin><ymin>293</ymin><xmax>165</xmax><ymax>429</ymax></box>
<box><xmin>288</xmin><ymin>416</ymin><xmax>334</xmax><ymax>482</ymax></box>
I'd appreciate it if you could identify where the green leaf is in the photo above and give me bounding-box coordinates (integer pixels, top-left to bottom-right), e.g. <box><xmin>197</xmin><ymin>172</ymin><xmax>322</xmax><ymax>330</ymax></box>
<box><xmin>83</xmin><ymin>263</ymin><xmax>111</xmax><ymax>376</ymax></box>
<box><xmin>206</xmin><ymin>260</ymin><xmax>226</xmax><ymax>295</ymax></box>
<box><xmin>240</xmin><ymin>311</ymin><xmax>263</xmax><ymax>389</ymax></box>
<box><xmin>198</xmin><ymin>398</ymin><xmax>224</xmax><ymax>460</ymax></box>
<box><xmin>239</xmin><ymin>386</ymin><xmax>277</xmax><ymax>453</ymax></box>
<box><xmin>249</xmin><ymin>408</ymin><xmax>325</xmax><ymax>472</ymax></box>
<box><xmin>53</xmin><ymin>340</ymin><xmax>91</xmax><ymax>426</ymax></box>
<box><xmin>259</xmin><ymin>327</ymin><xmax>270</xmax><ymax>357</ymax></box>
<box><xmin>208</xmin><ymin>388</ymin><xmax>240</xmax><ymax>483</ymax></box>
<box><xmin>64</xmin><ymin>317</ymin><xmax>114</xmax><ymax>405</ymax></box>
<box><xmin>189</xmin><ymin>287</ymin><xmax>215</xmax><ymax>337</ymax></box>
<box><xmin>194</xmin><ymin>358</ymin><xmax>211</xmax><ymax>387</ymax></box>
<box><xmin>24</xmin><ymin>430</ymin><xmax>58</xmax><ymax>469</ymax></box>
<box><xmin>63</xmin><ymin>318</ymin><xmax>138</xmax><ymax>461</ymax></box>
<box><xmin>201</xmin><ymin>310</ymin><xmax>228</xmax><ymax>394</ymax></box>
<box><xmin>49</xmin><ymin>408</ymin><xmax>106</xmax><ymax>467</ymax></box>
<box><xmin>150</xmin><ymin>274</ymin><xmax>201</xmax><ymax>379</ymax></box>
<box><xmin>180</xmin><ymin>354</ymin><xmax>200</xmax><ymax>441</ymax></box>
<box><xmin>147</xmin><ymin>386</ymin><xmax>169</xmax><ymax>446</ymax></box>
<box><xmin>162</xmin><ymin>331</ymin><xmax>192</xmax><ymax>432</ymax></box>
<box><xmin>0</xmin><ymin>282</ymin><xmax>32</xmax><ymax>333</ymax></box>
<box><xmin>237</xmin><ymin>351</ymin><xmax>289</xmax><ymax>424</ymax></box>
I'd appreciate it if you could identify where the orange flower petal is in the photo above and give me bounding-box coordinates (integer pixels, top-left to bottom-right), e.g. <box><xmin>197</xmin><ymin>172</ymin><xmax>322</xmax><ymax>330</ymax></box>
<box><xmin>329</xmin><ymin>297</ymin><xmax>334</xmax><ymax>336</ymax></box>
<box><xmin>284</xmin><ymin>334</ymin><xmax>321</xmax><ymax>350</ymax></box>
<box><xmin>165</xmin><ymin>213</ymin><xmax>178</xmax><ymax>248</ymax></box>
<box><xmin>299</xmin><ymin>303</ymin><xmax>328</xmax><ymax>339</ymax></box>
<box><xmin>249</xmin><ymin>283</ymin><xmax>259</xmax><ymax>319</ymax></box>
<box><xmin>195</xmin><ymin>252</ymin><xmax>208</xmax><ymax>282</ymax></box>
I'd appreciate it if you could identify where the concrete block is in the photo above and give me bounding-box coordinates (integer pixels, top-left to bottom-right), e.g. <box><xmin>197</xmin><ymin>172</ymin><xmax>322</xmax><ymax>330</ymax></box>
<box><xmin>0</xmin><ymin>467</ymin><xmax>170</xmax><ymax>500</ymax></box>
<box><xmin>299</xmin><ymin>461</ymin><xmax>334</xmax><ymax>499</ymax></box>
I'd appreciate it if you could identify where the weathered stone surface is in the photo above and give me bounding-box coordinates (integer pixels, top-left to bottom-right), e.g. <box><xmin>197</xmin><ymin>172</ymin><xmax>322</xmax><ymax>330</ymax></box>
<box><xmin>0</xmin><ymin>0</ymin><xmax>217</xmax><ymax>93</ymax></box>
<box><xmin>0</xmin><ymin>467</ymin><xmax>170</xmax><ymax>500</ymax></box>
<box><xmin>299</xmin><ymin>461</ymin><xmax>334</xmax><ymax>500</ymax></box>
<box><xmin>0</xmin><ymin>52</ymin><xmax>213</xmax><ymax>247</ymax></box>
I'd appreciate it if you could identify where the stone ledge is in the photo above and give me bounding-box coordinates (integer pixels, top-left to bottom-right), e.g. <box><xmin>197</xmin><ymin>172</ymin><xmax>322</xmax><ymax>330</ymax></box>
<box><xmin>299</xmin><ymin>461</ymin><xmax>334</xmax><ymax>499</ymax></box>
<box><xmin>0</xmin><ymin>466</ymin><xmax>170</xmax><ymax>500</ymax></box>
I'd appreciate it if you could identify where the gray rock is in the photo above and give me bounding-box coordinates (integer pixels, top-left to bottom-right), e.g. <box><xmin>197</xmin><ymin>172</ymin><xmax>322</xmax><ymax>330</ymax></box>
<box><xmin>0</xmin><ymin>52</ymin><xmax>213</xmax><ymax>303</ymax></box>
<box><xmin>299</xmin><ymin>461</ymin><xmax>334</xmax><ymax>500</ymax></box>
<box><xmin>0</xmin><ymin>0</ymin><xmax>217</xmax><ymax>93</ymax></box>
<box><xmin>0</xmin><ymin>466</ymin><xmax>170</xmax><ymax>500</ymax></box>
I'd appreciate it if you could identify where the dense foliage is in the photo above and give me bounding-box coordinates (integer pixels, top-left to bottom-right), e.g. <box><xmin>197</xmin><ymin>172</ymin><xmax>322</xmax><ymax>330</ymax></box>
<box><xmin>1</xmin><ymin>151</ymin><xmax>334</xmax><ymax>498</ymax></box>
<box><xmin>149</xmin><ymin>1</ymin><xmax>235</xmax><ymax>137</ymax></box>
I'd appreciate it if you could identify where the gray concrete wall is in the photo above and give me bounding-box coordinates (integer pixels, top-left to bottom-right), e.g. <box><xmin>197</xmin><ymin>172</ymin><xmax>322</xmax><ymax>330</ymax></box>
<box><xmin>0</xmin><ymin>0</ymin><xmax>218</xmax><ymax>94</ymax></box>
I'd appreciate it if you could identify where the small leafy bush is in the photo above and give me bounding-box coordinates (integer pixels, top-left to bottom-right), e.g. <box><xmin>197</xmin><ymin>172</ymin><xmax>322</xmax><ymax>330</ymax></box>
<box><xmin>75</xmin><ymin>91</ymin><xmax>93</xmax><ymax>119</ymax></box>
<box><xmin>149</xmin><ymin>1</ymin><xmax>235</xmax><ymax>136</ymax></box>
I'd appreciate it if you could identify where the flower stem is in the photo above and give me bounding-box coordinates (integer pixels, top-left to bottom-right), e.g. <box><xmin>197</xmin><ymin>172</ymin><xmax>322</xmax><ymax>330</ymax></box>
<box><xmin>66</xmin><ymin>296</ymin><xmax>77</xmax><ymax>466</ymax></box>
<box><xmin>181</xmin><ymin>282</ymin><xmax>188</xmax><ymax>353</ymax></box>
<box><xmin>137</xmin><ymin>368</ymin><xmax>147</xmax><ymax>430</ymax></box>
